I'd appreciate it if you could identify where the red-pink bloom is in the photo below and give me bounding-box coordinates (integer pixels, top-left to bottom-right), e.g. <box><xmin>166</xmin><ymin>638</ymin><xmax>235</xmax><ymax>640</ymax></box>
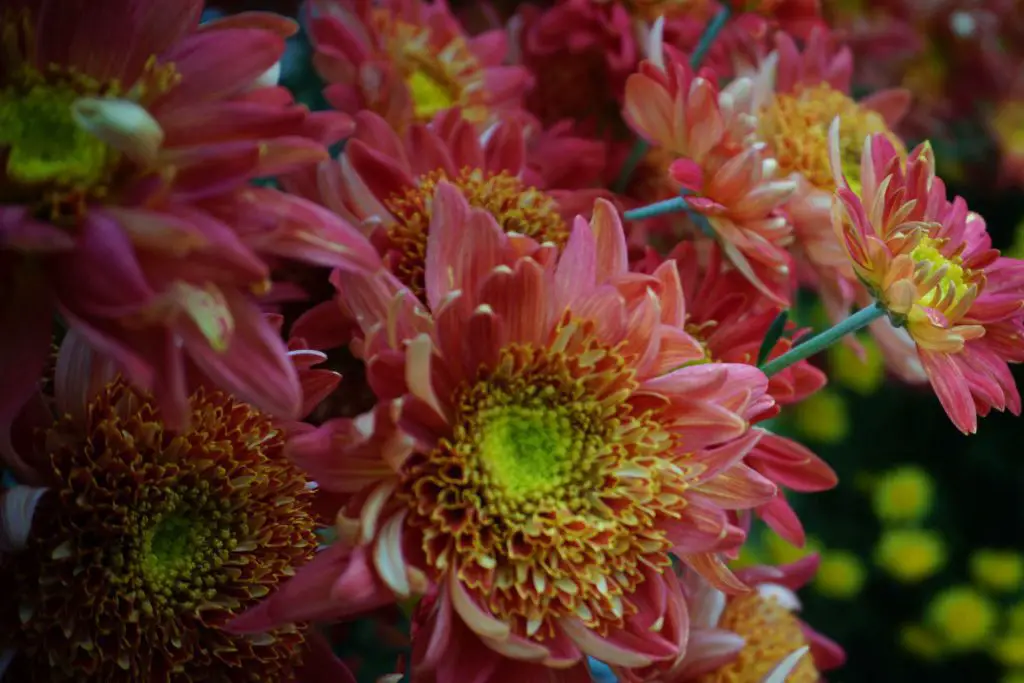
<box><xmin>618</xmin><ymin>555</ymin><xmax>845</xmax><ymax>682</ymax></box>
<box><xmin>284</xmin><ymin>108</ymin><xmax>605</xmax><ymax>302</ymax></box>
<box><xmin>232</xmin><ymin>189</ymin><xmax>781</xmax><ymax>679</ymax></box>
<box><xmin>0</xmin><ymin>331</ymin><xmax>351</xmax><ymax>682</ymax></box>
<box><xmin>740</xmin><ymin>27</ymin><xmax>910</xmax><ymax>327</ymax></box>
<box><xmin>638</xmin><ymin>243</ymin><xmax>836</xmax><ymax>545</ymax></box>
<box><xmin>515</xmin><ymin>0</ymin><xmax>638</xmax><ymax>131</ymax></box>
<box><xmin>831</xmin><ymin>127</ymin><xmax>1024</xmax><ymax>433</ymax></box>
<box><xmin>306</xmin><ymin>0</ymin><xmax>531</xmax><ymax>133</ymax></box>
<box><xmin>0</xmin><ymin>0</ymin><xmax>380</xmax><ymax>427</ymax></box>
<box><xmin>623</xmin><ymin>39</ymin><xmax>797</xmax><ymax>305</ymax></box>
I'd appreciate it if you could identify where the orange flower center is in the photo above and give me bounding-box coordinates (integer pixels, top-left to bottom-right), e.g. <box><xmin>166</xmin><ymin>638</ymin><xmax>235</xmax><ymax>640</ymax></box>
<box><xmin>400</xmin><ymin>317</ymin><xmax>684</xmax><ymax>640</ymax></box>
<box><xmin>373</xmin><ymin>11</ymin><xmax>487</xmax><ymax>125</ymax></box>
<box><xmin>759</xmin><ymin>84</ymin><xmax>905</xmax><ymax>194</ymax></box>
<box><xmin>697</xmin><ymin>590</ymin><xmax>818</xmax><ymax>683</ymax></box>
<box><xmin>383</xmin><ymin>168</ymin><xmax>568</xmax><ymax>297</ymax></box>
<box><xmin>3</xmin><ymin>381</ymin><xmax>316</xmax><ymax>681</ymax></box>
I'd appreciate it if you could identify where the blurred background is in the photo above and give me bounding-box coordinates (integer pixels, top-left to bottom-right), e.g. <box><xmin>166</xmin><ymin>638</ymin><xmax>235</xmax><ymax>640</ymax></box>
<box><xmin>207</xmin><ymin>0</ymin><xmax>1024</xmax><ymax>680</ymax></box>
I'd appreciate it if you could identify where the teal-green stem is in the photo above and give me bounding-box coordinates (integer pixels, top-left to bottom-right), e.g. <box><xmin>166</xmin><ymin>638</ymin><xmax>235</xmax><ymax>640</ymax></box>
<box><xmin>759</xmin><ymin>302</ymin><xmax>887</xmax><ymax>377</ymax></box>
<box><xmin>612</xmin><ymin>5</ymin><xmax>733</xmax><ymax>193</ymax></box>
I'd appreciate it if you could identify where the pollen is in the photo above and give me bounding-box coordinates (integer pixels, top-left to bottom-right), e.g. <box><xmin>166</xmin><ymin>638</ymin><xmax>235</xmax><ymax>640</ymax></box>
<box><xmin>697</xmin><ymin>590</ymin><xmax>818</xmax><ymax>683</ymax></box>
<box><xmin>384</xmin><ymin>168</ymin><xmax>568</xmax><ymax>297</ymax></box>
<box><xmin>759</xmin><ymin>84</ymin><xmax>905</xmax><ymax>194</ymax></box>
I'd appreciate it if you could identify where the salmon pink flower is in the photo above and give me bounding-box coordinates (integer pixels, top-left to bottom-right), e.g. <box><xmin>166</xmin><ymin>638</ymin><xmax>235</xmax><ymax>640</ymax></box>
<box><xmin>284</xmin><ymin>109</ymin><xmax>605</xmax><ymax>302</ymax></box>
<box><xmin>231</xmin><ymin>189</ymin><xmax>781</xmax><ymax>679</ymax></box>
<box><xmin>306</xmin><ymin>0</ymin><xmax>531</xmax><ymax>133</ymax></box>
<box><xmin>0</xmin><ymin>0</ymin><xmax>380</xmax><ymax>427</ymax></box>
<box><xmin>0</xmin><ymin>332</ymin><xmax>352</xmax><ymax>683</ymax></box>
<box><xmin>640</xmin><ymin>243</ymin><xmax>836</xmax><ymax>545</ymax></box>
<box><xmin>623</xmin><ymin>41</ymin><xmax>797</xmax><ymax>305</ymax></box>
<box><xmin>616</xmin><ymin>555</ymin><xmax>844</xmax><ymax>682</ymax></box>
<box><xmin>831</xmin><ymin>126</ymin><xmax>1024</xmax><ymax>434</ymax></box>
<box><xmin>741</xmin><ymin>27</ymin><xmax>911</xmax><ymax>325</ymax></box>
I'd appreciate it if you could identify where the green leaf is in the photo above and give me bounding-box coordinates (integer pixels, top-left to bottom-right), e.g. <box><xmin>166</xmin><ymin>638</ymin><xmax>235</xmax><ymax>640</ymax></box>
<box><xmin>756</xmin><ymin>309</ymin><xmax>790</xmax><ymax>367</ymax></box>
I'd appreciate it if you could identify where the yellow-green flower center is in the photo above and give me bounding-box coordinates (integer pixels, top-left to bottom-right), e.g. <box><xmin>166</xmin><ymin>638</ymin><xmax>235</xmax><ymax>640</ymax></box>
<box><xmin>0</xmin><ymin>84</ymin><xmax>113</xmax><ymax>187</ymax></box>
<box><xmin>910</xmin><ymin>236</ymin><xmax>971</xmax><ymax>307</ymax></box>
<box><xmin>759</xmin><ymin>84</ymin><xmax>905</xmax><ymax>195</ymax></box>
<box><xmin>405</xmin><ymin>68</ymin><xmax>455</xmax><ymax>121</ymax></box>
<box><xmin>477</xmin><ymin>405</ymin><xmax>577</xmax><ymax>503</ymax></box>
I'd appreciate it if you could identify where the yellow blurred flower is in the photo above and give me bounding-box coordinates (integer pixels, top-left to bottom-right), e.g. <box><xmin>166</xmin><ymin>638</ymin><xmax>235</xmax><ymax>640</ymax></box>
<box><xmin>792</xmin><ymin>389</ymin><xmax>849</xmax><ymax>444</ymax></box>
<box><xmin>1008</xmin><ymin>602</ymin><xmax>1024</xmax><ymax>632</ymax></box>
<box><xmin>971</xmin><ymin>550</ymin><xmax>1024</xmax><ymax>594</ymax></box>
<box><xmin>899</xmin><ymin>623</ymin><xmax>944</xmax><ymax>661</ymax></box>
<box><xmin>875</xmin><ymin>528</ymin><xmax>947</xmax><ymax>583</ymax></box>
<box><xmin>814</xmin><ymin>550</ymin><xmax>867</xmax><ymax>599</ymax></box>
<box><xmin>871</xmin><ymin>465</ymin><xmax>935</xmax><ymax>524</ymax></box>
<box><xmin>927</xmin><ymin>586</ymin><xmax>998</xmax><ymax>651</ymax></box>
<box><xmin>992</xmin><ymin>633</ymin><xmax>1024</xmax><ymax>668</ymax></box>
<box><xmin>730</xmin><ymin>540</ymin><xmax>766</xmax><ymax>571</ymax></box>
<box><xmin>829</xmin><ymin>335</ymin><xmax>885</xmax><ymax>395</ymax></box>
<box><xmin>764</xmin><ymin>530</ymin><xmax>822</xmax><ymax>566</ymax></box>
<box><xmin>1003</xmin><ymin>671</ymin><xmax>1024</xmax><ymax>683</ymax></box>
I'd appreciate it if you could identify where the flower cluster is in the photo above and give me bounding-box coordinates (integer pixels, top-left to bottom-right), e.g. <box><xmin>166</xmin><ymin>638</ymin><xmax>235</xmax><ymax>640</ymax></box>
<box><xmin>1</xmin><ymin>0</ymin><xmax>1023</xmax><ymax>682</ymax></box>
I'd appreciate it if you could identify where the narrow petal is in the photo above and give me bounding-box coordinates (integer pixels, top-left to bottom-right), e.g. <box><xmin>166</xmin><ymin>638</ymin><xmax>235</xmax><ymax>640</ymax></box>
<box><xmin>0</xmin><ymin>486</ymin><xmax>48</xmax><ymax>553</ymax></box>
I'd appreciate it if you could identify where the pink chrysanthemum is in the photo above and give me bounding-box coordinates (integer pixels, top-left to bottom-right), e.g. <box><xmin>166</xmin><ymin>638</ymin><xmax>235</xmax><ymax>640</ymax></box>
<box><xmin>618</xmin><ymin>555</ymin><xmax>844</xmax><ymax>682</ymax></box>
<box><xmin>284</xmin><ymin>109</ymin><xmax>606</xmax><ymax>302</ymax></box>
<box><xmin>0</xmin><ymin>0</ymin><xmax>380</xmax><ymax>427</ymax></box>
<box><xmin>306</xmin><ymin>0</ymin><xmax>531</xmax><ymax>133</ymax></box>
<box><xmin>637</xmin><ymin>242</ymin><xmax>836</xmax><ymax>545</ymax></box>
<box><xmin>831</xmin><ymin>126</ymin><xmax>1024</xmax><ymax>434</ymax></box>
<box><xmin>739</xmin><ymin>27</ymin><xmax>911</xmax><ymax>325</ymax></box>
<box><xmin>0</xmin><ymin>332</ymin><xmax>351</xmax><ymax>682</ymax></box>
<box><xmin>232</xmin><ymin>189</ymin><xmax>782</xmax><ymax>680</ymax></box>
<box><xmin>515</xmin><ymin>0</ymin><xmax>638</xmax><ymax>132</ymax></box>
<box><xmin>623</xmin><ymin>38</ymin><xmax>797</xmax><ymax>305</ymax></box>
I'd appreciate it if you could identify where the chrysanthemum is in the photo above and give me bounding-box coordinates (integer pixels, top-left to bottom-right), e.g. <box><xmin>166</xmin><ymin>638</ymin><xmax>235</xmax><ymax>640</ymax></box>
<box><xmin>306</xmin><ymin>0</ymin><xmax>531</xmax><ymax>133</ymax></box>
<box><xmin>831</xmin><ymin>126</ymin><xmax>1024</xmax><ymax>433</ymax></box>
<box><xmin>0</xmin><ymin>0</ymin><xmax>380</xmax><ymax>426</ymax></box>
<box><xmin>232</xmin><ymin>188</ymin><xmax>780</xmax><ymax>679</ymax></box>
<box><xmin>617</xmin><ymin>555</ymin><xmax>844</xmax><ymax>682</ymax></box>
<box><xmin>740</xmin><ymin>27</ymin><xmax>910</xmax><ymax>322</ymax></box>
<box><xmin>623</xmin><ymin>40</ymin><xmax>797</xmax><ymax>305</ymax></box>
<box><xmin>284</xmin><ymin>109</ymin><xmax>604</xmax><ymax>301</ymax></box>
<box><xmin>639</xmin><ymin>242</ymin><xmax>836</xmax><ymax>545</ymax></box>
<box><xmin>515</xmin><ymin>0</ymin><xmax>637</xmax><ymax>131</ymax></box>
<box><xmin>0</xmin><ymin>336</ymin><xmax>351</xmax><ymax>682</ymax></box>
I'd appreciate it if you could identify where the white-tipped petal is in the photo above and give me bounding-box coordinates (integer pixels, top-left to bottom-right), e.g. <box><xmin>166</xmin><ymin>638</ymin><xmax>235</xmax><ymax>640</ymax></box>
<box><xmin>0</xmin><ymin>486</ymin><xmax>48</xmax><ymax>553</ymax></box>
<box><xmin>250</xmin><ymin>61</ymin><xmax>282</xmax><ymax>90</ymax></box>
<box><xmin>760</xmin><ymin>646</ymin><xmax>811</xmax><ymax>683</ymax></box>
<box><xmin>72</xmin><ymin>97</ymin><xmax>164</xmax><ymax>167</ymax></box>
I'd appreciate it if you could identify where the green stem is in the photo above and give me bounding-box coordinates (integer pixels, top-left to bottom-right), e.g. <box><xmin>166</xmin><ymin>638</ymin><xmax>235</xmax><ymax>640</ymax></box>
<box><xmin>623</xmin><ymin>196</ymin><xmax>686</xmax><ymax>220</ymax></box>
<box><xmin>612</xmin><ymin>5</ymin><xmax>732</xmax><ymax>193</ymax></box>
<box><xmin>759</xmin><ymin>302</ymin><xmax>887</xmax><ymax>377</ymax></box>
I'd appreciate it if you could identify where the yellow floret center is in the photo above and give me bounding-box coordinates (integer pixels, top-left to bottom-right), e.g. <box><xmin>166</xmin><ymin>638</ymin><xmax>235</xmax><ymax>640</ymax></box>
<box><xmin>0</xmin><ymin>83</ymin><xmax>113</xmax><ymax>187</ymax></box>
<box><xmin>406</xmin><ymin>68</ymin><xmax>456</xmax><ymax>121</ymax></box>
<box><xmin>698</xmin><ymin>591</ymin><xmax>818</xmax><ymax>683</ymax></box>
<box><xmin>910</xmin><ymin>236</ymin><xmax>971</xmax><ymax>308</ymax></box>
<box><xmin>759</xmin><ymin>84</ymin><xmax>903</xmax><ymax>195</ymax></box>
<box><xmin>478</xmin><ymin>405</ymin><xmax>576</xmax><ymax>502</ymax></box>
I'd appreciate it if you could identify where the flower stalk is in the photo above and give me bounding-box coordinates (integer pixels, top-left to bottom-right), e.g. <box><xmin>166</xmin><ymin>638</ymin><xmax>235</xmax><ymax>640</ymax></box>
<box><xmin>759</xmin><ymin>302</ymin><xmax>887</xmax><ymax>377</ymax></box>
